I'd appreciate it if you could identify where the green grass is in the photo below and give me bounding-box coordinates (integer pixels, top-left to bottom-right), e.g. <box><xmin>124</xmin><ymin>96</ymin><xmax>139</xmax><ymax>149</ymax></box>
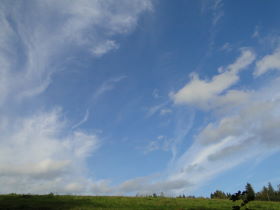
<box><xmin>0</xmin><ymin>194</ymin><xmax>279</xmax><ymax>210</ymax></box>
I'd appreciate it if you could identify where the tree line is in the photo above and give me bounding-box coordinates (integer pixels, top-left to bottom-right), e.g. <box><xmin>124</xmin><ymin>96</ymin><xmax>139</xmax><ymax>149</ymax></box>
<box><xmin>210</xmin><ymin>182</ymin><xmax>280</xmax><ymax>201</ymax></box>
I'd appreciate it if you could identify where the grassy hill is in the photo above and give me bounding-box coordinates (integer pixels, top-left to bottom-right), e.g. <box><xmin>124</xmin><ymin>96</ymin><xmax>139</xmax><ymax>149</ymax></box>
<box><xmin>0</xmin><ymin>194</ymin><xmax>280</xmax><ymax>210</ymax></box>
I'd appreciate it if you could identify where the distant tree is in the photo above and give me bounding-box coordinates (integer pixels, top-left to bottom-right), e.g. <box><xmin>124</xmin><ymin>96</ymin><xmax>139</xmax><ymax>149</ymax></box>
<box><xmin>267</xmin><ymin>182</ymin><xmax>276</xmax><ymax>201</ymax></box>
<box><xmin>186</xmin><ymin>195</ymin><xmax>195</xmax><ymax>199</ymax></box>
<box><xmin>256</xmin><ymin>186</ymin><xmax>269</xmax><ymax>201</ymax></box>
<box><xmin>254</xmin><ymin>182</ymin><xmax>280</xmax><ymax>201</ymax></box>
<box><xmin>220</xmin><ymin>182</ymin><xmax>280</xmax><ymax>202</ymax></box>
<box><xmin>226</xmin><ymin>193</ymin><xmax>232</xmax><ymax>199</ymax></box>
<box><xmin>267</xmin><ymin>182</ymin><xmax>274</xmax><ymax>192</ymax></box>
<box><xmin>47</xmin><ymin>192</ymin><xmax>54</xmax><ymax>198</ymax></box>
<box><xmin>210</xmin><ymin>190</ymin><xmax>227</xmax><ymax>199</ymax></box>
<box><xmin>245</xmin><ymin>183</ymin><xmax>255</xmax><ymax>201</ymax></box>
<box><xmin>277</xmin><ymin>185</ymin><xmax>280</xmax><ymax>201</ymax></box>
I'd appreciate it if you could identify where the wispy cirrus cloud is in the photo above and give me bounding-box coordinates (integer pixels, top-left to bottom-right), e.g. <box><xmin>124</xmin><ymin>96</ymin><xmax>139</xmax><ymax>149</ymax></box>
<box><xmin>90</xmin><ymin>76</ymin><xmax>128</xmax><ymax>103</ymax></box>
<box><xmin>166</xmin><ymin>46</ymin><xmax>280</xmax><ymax>194</ymax></box>
<box><xmin>91</xmin><ymin>40</ymin><xmax>119</xmax><ymax>57</ymax></box>
<box><xmin>0</xmin><ymin>0</ymin><xmax>152</xmax><ymax>194</ymax></box>
<box><xmin>137</xmin><ymin>45</ymin><xmax>280</xmax><ymax>195</ymax></box>
<box><xmin>72</xmin><ymin>75</ymin><xmax>127</xmax><ymax>129</ymax></box>
<box><xmin>201</xmin><ymin>0</ymin><xmax>224</xmax><ymax>26</ymax></box>
<box><xmin>72</xmin><ymin>109</ymin><xmax>90</xmax><ymax>129</ymax></box>
<box><xmin>211</xmin><ymin>0</ymin><xmax>224</xmax><ymax>26</ymax></box>
<box><xmin>0</xmin><ymin>0</ymin><xmax>152</xmax><ymax>106</ymax></box>
<box><xmin>0</xmin><ymin>108</ymin><xmax>99</xmax><ymax>193</ymax></box>
<box><xmin>255</xmin><ymin>47</ymin><xmax>280</xmax><ymax>76</ymax></box>
<box><xmin>146</xmin><ymin>102</ymin><xmax>169</xmax><ymax>118</ymax></box>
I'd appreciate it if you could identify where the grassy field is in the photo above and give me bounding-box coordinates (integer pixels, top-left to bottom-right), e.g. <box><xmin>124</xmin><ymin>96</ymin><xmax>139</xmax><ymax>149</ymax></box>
<box><xmin>0</xmin><ymin>194</ymin><xmax>279</xmax><ymax>210</ymax></box>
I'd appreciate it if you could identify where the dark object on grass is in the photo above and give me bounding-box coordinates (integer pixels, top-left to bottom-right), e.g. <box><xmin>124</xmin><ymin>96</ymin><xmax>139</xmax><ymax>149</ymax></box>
<box><xmin>230</xmin><ymin>190</ymin><xmax>251</xmax><ymax>210</ymax></box>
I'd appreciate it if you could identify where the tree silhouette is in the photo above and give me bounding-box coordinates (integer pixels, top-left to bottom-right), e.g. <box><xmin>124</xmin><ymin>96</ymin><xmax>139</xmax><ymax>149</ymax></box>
<box><xmin>210</xmin><ymin>190</ymin><xmax>228</xmax><ymax>199</ymax></box>
<box><xmin>230</xmin><ymin>188</ymin><xmax>252</xmax><ymax>210</ymax></box>
<box><xmin>245</xmin><ymin>183</ymin><xmax>255</xmax><ymax>201</ymax></box>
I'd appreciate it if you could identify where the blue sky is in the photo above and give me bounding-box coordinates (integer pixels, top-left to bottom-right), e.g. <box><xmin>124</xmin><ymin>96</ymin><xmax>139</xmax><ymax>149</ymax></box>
<box><xmin>1</xmin><ymin>0</ymin><xmax>280</xmax><ymax>196</ymax></box>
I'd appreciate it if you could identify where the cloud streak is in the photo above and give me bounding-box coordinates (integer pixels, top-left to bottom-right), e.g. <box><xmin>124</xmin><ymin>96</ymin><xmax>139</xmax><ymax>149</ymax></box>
<box><xmin>0</xmin><ymin>0</ymin><xmax>152</xmax><ymax>106</ymax></box>
<box><xmin>167</xmin><ymin>47</ymin><xmax>280</xmax><ymax>194</ymax></box>
<box><xmin>0</xmin><ymin>108</ymin><xmax>99</xmax><ymax>193</ymax></box>
<box><xmin>0</xmin><ymin>0</ymin><xmax>152</xmax><ymax>194</ymax></box>
<box><xmin>255</xmin><ymin>48</ymin><xmax>280</xmax><ymax>76</ymax></box>
<box><xmin>172</xmin><ymin>49</ymin><xmax>255</xmax><ymax>110</ymax></box>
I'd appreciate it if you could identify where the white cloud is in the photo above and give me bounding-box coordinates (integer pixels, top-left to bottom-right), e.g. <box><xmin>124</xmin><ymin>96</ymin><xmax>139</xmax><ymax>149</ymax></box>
<box><xmin>91</xmin><ymin>40</ymin><xmax>119</xmax><ymax>57</ymax></box>
<box><xmin>0</xmin><ymin>0</ymin><xmax>152</xmax><ymax>105</ymax></box>
<box><xmin>172</xmin><ymin>49</ymin><xmax>255</xmax><ymax>110</ymax></box>
<box><xmin>169</xmin><ymin>79</ymin><xmax>280</xmax><ymax>192</ymax></box>
<box><xmin>102</xmin><ymin>45</ymin><xmax>280</xmax><ymax>196</ymax></box>
<box><xmin>0</xmin><ymin>0</ymin><xmax>152</xmax><ymax>194</ymax></box>
<box><xmin>255</xmin><ymin>48</ymin><xmax>280</xmax><ymax>76</ymax></box>
<box><xmin>166</xmin><ymin>48</ymin><xmax>280</xmax><ymax>194</ymax></box>
<box><xmin>0</xmin><ymin>108</ymin><xmax>99</xmax><ymax>193</ymax></box>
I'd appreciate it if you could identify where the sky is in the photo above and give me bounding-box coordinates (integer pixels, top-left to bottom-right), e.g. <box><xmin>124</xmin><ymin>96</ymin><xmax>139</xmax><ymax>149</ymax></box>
<box><xmin>1</xmin><ymin>0</ymin><xmax>280</xmax><ymax>197</ymax></box>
